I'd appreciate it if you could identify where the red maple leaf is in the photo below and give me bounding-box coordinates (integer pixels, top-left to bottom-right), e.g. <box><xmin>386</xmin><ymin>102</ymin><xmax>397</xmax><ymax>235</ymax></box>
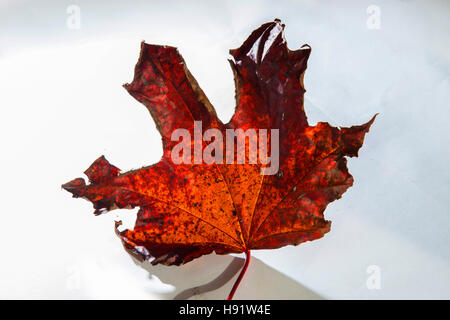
<box><xmin>62</xmin><ymin>20</ymin><xmax>375</xmax><ymax>299</ymax></box>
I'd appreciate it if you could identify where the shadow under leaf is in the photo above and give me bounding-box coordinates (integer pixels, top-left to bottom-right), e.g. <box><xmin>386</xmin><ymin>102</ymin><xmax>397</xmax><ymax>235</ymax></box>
<box><xmin>131</xmin><ymin>253</ymin><xmax>324</xmax><ymax>300</ymax></box>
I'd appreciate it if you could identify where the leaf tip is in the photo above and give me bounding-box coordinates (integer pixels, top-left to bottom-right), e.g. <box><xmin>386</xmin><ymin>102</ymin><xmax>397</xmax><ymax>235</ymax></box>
<box><xmin>340</xmin><ymin>114</ymin><xmax>378</xmax><ymax>157</ymax></box>
<box><xmin>61</xmin><ymin>178</ymin><xmax>86</xmax><ymax>198</ymax></box>
<box><xmin>84</xmin><ymin>155</ymin><xmax>120</xmax><ymax>184</ymax></box>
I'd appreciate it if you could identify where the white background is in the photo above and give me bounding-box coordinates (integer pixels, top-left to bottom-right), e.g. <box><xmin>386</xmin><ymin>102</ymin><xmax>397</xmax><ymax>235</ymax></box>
<box><xmin>0</xmin><ymin>0</ymin><xmax>449</xmax><ymax>299</ymax></box>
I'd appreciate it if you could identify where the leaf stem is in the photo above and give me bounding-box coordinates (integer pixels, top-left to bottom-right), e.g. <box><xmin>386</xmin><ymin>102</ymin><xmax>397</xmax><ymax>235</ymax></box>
<box><xmin>227</xmin><ymin>250</ymin><xmax>251</xmax><ymax>300</ymax></box>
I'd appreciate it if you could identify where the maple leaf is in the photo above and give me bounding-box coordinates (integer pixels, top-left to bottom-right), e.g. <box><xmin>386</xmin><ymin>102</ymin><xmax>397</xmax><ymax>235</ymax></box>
<box><xmin>62</xmin><ymin>20</ymin><xmax>375</xmax><ymax>298</ymax></box>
